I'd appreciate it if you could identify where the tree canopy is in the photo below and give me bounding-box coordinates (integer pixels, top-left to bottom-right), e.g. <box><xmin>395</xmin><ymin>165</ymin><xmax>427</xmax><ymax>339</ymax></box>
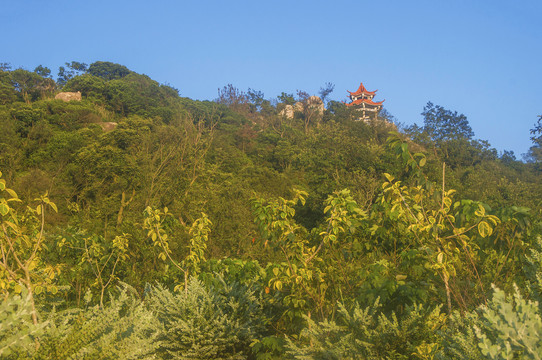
<box><xmin>422</xmin><ymin>101</ymin><xmax>474</xmax><ymax>141</ymax></box>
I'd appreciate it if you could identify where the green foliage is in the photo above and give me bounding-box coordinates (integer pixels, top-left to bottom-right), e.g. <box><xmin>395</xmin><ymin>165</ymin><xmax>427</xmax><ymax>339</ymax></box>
<box><xmin>435</xmin><ymin>310</ymin><xmax>485</xmax><ymax>360</ymax></box>
<box><xmin>0</xmin><ymin>59</ymin><xmax>541</xmax><ymax>359</ymax></box>
<box><xmin>475</xmin><ymin>285</ymin><xmax>542</xmax><ymax>359</ymax></box>
<box><xmin>10</xmin><ymin>68</ymin><xmax>55</xmax><ymax>103</ymax></box>
<box><xmin>145</xmin><ymin>278</ymin><xmax>266</xmax><ymax>359</ymax></box>
<box><xmin>0</xmin><ymin>170</ymin><xmax>59</xmax><ymax>324</ymax></box>
<box><xmin>22</xmin><ymin>284</ymin><xmax>161</xmax><ymax>360</ymax></box>
<box><xmin>59</xmin><ymin>230</ymin><xmax>130</xmax><ymax>307</ymax></box>
<box><xmin>88</xmin><ymin>61</ymin><xmax>132</xmax><ymax>81</ymax></box>
<box><xmin>422</xmin><ymin>102</ymin><xmax>474</xmax><ymax>142</ymax></box>
<box><xmin>277</xmin><ymin>92</ymin><xmax>295</xmax><ymax>105</ymax></box>
<box><xmin>525</xmin><ymin>235</ymin><xmax>542</xmax><ymax>301</ymax></box>
<box><xmin>57</xmin><ymin>61</ymin><xmax>88</xmax><ymax>87</ymax></box>
<box><xmin>144</xmin><ymin>207</ymin><xmax>212</xmax><ymax>292</ymax></box>
<box><xmin>527</xmin><ymin>115</ymin><xmax>542</xmax><ymax>164</ymax></box>
<box><xmin>369</xmin><ymin>134</ymin><xmax>517</xmax><ymax>313</ymax></box>
<box><xmin>2</xmin><ymin>284</ymin><xmax>160</xmax><ymax>360</ymax></box>
<box><xmin>0</xmin><ymin>286</ymin><xmax>46</xmax><ymax>357</ymax></box>
<box><xmin>438</xmin><ymin>282</ymin><xmax>542</xmax><ymax>360</ymax></box>
<box><xmin>62</xmin><ymin>74</ymin><xmax>106</xmax><ymax>99</ymax></box>
<box><xmin>0</xmin><ymin>70</ymin><xmax>18</xmax><ymax>104</ymax></box>
<box><xmin>185</xmin><ymin>212</ymin><xmax>212</xmax><ymax>276</ymax></box>
<box><xmin>252</xmin><ymin>188</ymin><xmax>308</xmax><ymax>253</ymax></box>
<box><xmin>286</xmin><ymin>301</ymin><xmax>445</xmax><ymax>360</ymax></box>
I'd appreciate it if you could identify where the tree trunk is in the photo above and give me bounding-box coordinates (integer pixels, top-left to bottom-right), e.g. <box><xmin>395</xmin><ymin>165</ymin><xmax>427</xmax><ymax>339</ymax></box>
<box><xmin>117</xmin><ymin>189</ymin><xmax>135</xmax><ymax>228</ymax></box>
<box><xmin>443</xmin><ymin>271</ymin><xmax>452</xmax><ymax>315</ymax></box>
<box><xmin>24</xmin><ymin>270</ymin><xmax>38</xmax><ymax>325</ymax></box>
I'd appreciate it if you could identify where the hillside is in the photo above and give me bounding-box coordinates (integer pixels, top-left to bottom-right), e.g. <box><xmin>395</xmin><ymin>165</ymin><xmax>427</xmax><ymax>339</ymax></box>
<box><xmin>1</xmin><ymin>61</ymin><xmax>541</xmax><ymax>359</ymax></box>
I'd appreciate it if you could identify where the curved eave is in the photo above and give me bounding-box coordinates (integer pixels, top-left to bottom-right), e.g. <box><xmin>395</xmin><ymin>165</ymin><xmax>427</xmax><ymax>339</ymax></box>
<box><xmin>347</xmin><ymin>82</ymin><xmax>377</xmax><ymax>96</ymax></box>
<box><xmin>345</xmin><ymin>98</ymin><xmax>385</xmax><ymax>107</ymax></box>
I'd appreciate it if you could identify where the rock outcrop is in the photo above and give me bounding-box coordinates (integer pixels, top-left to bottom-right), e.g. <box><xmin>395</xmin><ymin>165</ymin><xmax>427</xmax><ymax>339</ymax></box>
<box><xmin>280</xmin><ymin>96</ymin><xmax>325</xmax><ymax>120</ymax></box>
<box><xmin>306</xmin><ymin>96</ymin><xmax>324</xmax><ymax>117</ymax></box>
<box><xmin>294</xmin><ymin>102</ymin><xmax>304</xmax><ymax>113</ymax></box>
<box><xmin>55</xmin><ymin>91</ymin><xmax>82</xmax><ymax>102</ymax></box>
<box><xmin>99</xmin><ymin>122</ymin><xmax>118</xmax><ymax>131</ymax></box>
<box><xmin>279</xmin><ymin>104</ymin><xmax>294</xmax><ymax>119</ymax></box>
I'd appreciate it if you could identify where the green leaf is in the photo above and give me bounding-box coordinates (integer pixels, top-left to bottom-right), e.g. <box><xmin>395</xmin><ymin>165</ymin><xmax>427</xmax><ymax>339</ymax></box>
<box><xmin>474</xmin><ymin>204</ymin><xmax>486</xmax><ymax>217</ymax></box>
<box><xmin>478</xmin><ymin>221</ymin><xmax>492</xmax><ymax>238</ymax></box>
<box><xmin>6</xmin><ymin>188</ymin><xmax>18</xmax><ymax>199</ymax></box>
<box><xmin>0</xmin><ymin>203</ymin><xmax>9</xmax><ymax>216</ymax></box>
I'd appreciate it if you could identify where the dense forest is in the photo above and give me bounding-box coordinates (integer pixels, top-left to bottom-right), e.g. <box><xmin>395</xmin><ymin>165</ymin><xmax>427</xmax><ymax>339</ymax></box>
<box><xmin>1</xmin><ymin>61</ymin><xmax>542</xmax><ymax>359</ymax></box>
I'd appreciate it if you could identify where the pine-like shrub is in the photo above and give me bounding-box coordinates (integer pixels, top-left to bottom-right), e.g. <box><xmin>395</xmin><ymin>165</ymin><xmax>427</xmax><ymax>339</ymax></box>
<box><xmin>16</xmin><ymin>284</ymin><xmax>161</xmax><ymax>359</ymax></box>
<box><xmin>435</xmin><ymin>311</ymin><xmax>484</xmax><ymax>360</ymax></box>
<box><xmin>145</xmin><ymin>277</ymin><xmax>266</xmax><ymax>360</ymax></box>
<box><xmin>286</xmin><ymin>300</ymin><xmax>445</xmax><ymax>360</ymax></box>
<box><xmin>437</xmin><ymin>285</ymin><xmax>542</xmax><ymax>359</ymax></box>
<box><xmin>438</xmin><ymin>236</ymin><xmax>542</xmax><ymax>359</ymax></box>
<box><xmin>0</xmin><ymin>287</ymin><xmax>46</xmax><ymax>358</ymax></box>
<box><xmin>525</xmin><ymin>235</ymin><xmax>542</xmax><ymax>302</ymax></box>
<box><xmin>474</xmin><ymin>285</ymin><xmax>542</xmax><ymax>360</ymax></box>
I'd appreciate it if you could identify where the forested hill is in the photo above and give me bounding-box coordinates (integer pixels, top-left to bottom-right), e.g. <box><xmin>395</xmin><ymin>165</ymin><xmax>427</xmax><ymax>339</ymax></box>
<box><xmin>1</xmin><ymin>61</ymin><xmax>542</xmax><ymax>359</ymax></box>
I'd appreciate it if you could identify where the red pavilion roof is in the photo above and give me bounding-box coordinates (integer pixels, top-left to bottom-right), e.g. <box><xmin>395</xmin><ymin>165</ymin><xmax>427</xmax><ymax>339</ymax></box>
<box><xmin>348</xmin><ymin>82</ymin><xmax>377</xmax><ymax>96</ymax></box>
<box><xmin>345</xmin><ymin>98</ymin><xmax>385</xmax><ymax>107</ymax></box>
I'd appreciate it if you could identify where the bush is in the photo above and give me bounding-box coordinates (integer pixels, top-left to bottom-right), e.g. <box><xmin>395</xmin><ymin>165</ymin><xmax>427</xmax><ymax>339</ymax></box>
<box><xmin>13</xmin><ymin>284</ymin><xmax>161</xmax><ymax>360</ymax></box>
<box><xmin>145</xmin><ymin>277</ymin><xmax>266</xmax><ymax>360</ymax></box>
<box><xmin>286</xmin><ymin>300</ymin><xmax>445</xmax><ymax>360</ymax></box>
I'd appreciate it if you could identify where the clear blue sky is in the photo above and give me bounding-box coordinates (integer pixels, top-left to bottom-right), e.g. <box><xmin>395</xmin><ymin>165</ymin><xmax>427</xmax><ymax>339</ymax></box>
<box><xmin>2</xmin><ymin>0</ymin><xmax>541</xmax><ymax>157</ymax></box>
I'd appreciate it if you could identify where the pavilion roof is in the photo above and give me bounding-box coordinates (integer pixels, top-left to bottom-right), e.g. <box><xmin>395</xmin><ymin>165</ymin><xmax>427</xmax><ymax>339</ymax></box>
<box><xmin>348</xmin><ymin>82</ymin><xmax>377</xmax><ymax>96</ymax></box>
<box><xmin>345</xmin><ymin>98</ymin><xmax>385</xmax><ymax>107</ymax></box>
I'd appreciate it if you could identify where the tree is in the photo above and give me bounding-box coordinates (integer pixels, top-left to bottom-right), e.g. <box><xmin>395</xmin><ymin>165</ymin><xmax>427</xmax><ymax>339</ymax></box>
<box><xmin>277</xmin><ymin>92</ymin><xmax>295</xmax><ymax>105</ymax></box>
<box><xmin>0</xmin><ymin>171</ymin><xmax>59</xmax><ymax>324</ymax></box>
<box><xmin>216</xmin><ymin>84</ymin><xmax>248</xmax><ymax>110</ymax></box>
<box><xmin>88</xmin><ymin>61</ymin><xmax>131</xmax><ymax>81</ymax></box>
<box><xmin>33</xmin><ymin>65</ymin><xmax>51</xmax><ymax>78</ymax></box>
<box><xmin>0</xmin><ymin>69</ymin><xmax>17</xmax><ymax>105</ymax></box>
<box><xmin>143</xmin><ymin>207</ymin><xmax>212</xmax><ymax>293</ymax></box>
<box><xmin>527</xmin><ymin>115</ymin><xmax>542</xmax><ymax>163</ymax></box>
<box><xmin>377</xmin><ymin>133</ymin><xmax>505</xmax><ymax>314</ymax></box>
<box><xmin>247</xmin><ymin>88</ymin><xmax>265</xmax><ymax>113</ymax></box>
<box><xmin>318</xmin><ymin>82</ymin><xmax>335</xmax><ymax>106</ymax></box>
<box><xmin>62</xmin><ymin>73</ymin><xmax>106</xmax><ymax>98</ymax></box>
<box><xmin>58</xmin><ymin>231</ymin><xmax>130</xmax><ymax>308</ymax></box>
<box><xmin>57</xmin><ymin>61</ymin><xmax>88</xmax><ymax>87</ymax></box>
<box><xmin>66</xmin><ymin>61</ymin><xmax>88</xmax><ymax>73</ymax></box>
<box><xmin>422</xmin><ymin>102</ymin><xmax>474</xmax><ymax>142</ymax></box>
<box><xmin>10</xmin><ymin>69</ymin><xmax>55</xmax><ymax>103</ymax></box>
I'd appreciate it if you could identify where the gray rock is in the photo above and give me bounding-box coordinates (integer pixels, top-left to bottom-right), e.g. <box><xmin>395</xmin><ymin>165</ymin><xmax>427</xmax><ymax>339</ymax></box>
<box><xmin>55</xmin><ymin>91</ymin><xmax>82</xmax><ymax>102</ymax></box>
<box><xmin>279</xmin><ymin>104</ymin><xmax>294</xmax><ymax>119</ymax></box>
<box><xmin>99</xmin><ymin>122</ymin><xmax>118</xmax><ymax>131</ymax></box>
